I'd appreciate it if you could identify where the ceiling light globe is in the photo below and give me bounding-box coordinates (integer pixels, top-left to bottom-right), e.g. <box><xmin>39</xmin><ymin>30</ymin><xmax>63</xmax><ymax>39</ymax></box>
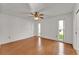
<box><xmin>34</xmin><ymin>17</ymin><xmax>39</xmax><ymax>20</ymax></box>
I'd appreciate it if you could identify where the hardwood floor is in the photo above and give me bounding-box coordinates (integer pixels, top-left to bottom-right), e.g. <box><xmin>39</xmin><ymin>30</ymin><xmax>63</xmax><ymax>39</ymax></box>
<box><xmin>0</xmin><ymin>36</ymin><xmax>77</xmax><ymax>55</ymax></box>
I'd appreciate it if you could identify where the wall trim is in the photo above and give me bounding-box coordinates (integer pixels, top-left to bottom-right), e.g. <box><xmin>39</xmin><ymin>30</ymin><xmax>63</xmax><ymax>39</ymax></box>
<box><xmin>1</xmin><ymin>35</ymin><xmax>34</xmax><ymax>45</ymax></box>
<box><xmin>41</xmin><ymin>36</ymin><xmax>72</xmax><ymax>45</ymax></box>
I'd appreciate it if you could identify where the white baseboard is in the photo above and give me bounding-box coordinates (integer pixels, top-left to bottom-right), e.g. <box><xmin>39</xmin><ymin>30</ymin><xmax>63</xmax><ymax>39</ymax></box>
<box><xmin>41</xmin><ymin>36</ymin><xmax>72</xmax><ymax>44</ymax></box>
<box><xmin>1</xmin><ymin>35</ymin><xmax>34</xmax><ymax>45</ymax></box>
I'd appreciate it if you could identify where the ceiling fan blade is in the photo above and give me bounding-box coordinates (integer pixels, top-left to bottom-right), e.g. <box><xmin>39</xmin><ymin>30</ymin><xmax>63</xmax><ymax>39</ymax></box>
<box><xmin>39</xmin><ymin>14</ymin><xmax>44</xmax><ymax>16</ymax></box>
<box><xmin>30</xmin><ymin>12</ymin><xmax>34</xmax><ymax>15</ymax></box>
<box><xmin>40</xmin><ymin>17</ymin><xmax>44</xmax><ymax>19</ymax></box>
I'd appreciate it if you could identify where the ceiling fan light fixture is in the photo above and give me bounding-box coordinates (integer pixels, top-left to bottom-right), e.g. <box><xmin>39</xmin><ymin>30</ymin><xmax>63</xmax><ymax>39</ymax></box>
<box><xmin>34</xmin><ymin>17</ymin><xmax>39</xmax><ymax>20</ymax></box>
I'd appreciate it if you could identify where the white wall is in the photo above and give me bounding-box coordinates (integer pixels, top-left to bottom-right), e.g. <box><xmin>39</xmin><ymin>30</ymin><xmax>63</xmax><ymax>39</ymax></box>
<box><xmin>0</xmin><ymin>13</ymin><xmax>34</xmax><ymax>44</ymax></box>
<box><xmin>34</xmin><ymin>21</ymin><xmax>38</xmax><ymax>36</ymax></box>
<box><xmin>41</xmin><ymin>16</ymin><xmax>58</xmax><ymax>40</ymax></box>
<box><xmin>0</xmin><ymin>11</ymin><xmax>73</xmax><ymax>45</ymax></box>
<box><xmin>73</xmin><ymin>4</ymin><xmax>79</xmax><ymax>51</ymax></box>
<box><xmin>64</xmin><ymin>13</ymin><xmax>73</xmax><ymax>44</ymax></box>
<box><xmin>34</xmin><ymin>12</ymin><xmax>73</xmax><ymax>44</ymax></box>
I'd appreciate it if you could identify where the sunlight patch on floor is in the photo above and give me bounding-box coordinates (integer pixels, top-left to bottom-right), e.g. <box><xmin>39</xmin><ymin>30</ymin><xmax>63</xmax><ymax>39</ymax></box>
<box><xmin>58</xmin><ymin>42</ymin><xmax>64</xmax><ymax>55</ymax></box>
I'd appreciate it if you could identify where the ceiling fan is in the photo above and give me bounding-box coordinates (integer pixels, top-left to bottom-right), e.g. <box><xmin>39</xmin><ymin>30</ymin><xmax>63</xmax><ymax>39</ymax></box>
<box><xmin>30</xmin><ymin>12</ymin><xmax>44</xmax><ymax>21</ymax></box>
<box><xmin>18</xmin><ymin>11</ymin><xmax>44</xmax><ymax>22</ymax></box>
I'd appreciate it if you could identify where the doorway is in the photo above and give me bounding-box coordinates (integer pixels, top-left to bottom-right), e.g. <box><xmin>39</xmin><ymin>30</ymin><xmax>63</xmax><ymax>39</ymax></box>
<box><xmin>58</xmin><ymin>20</ymin><xmax>64</xmax><ymax>41</ymax></box>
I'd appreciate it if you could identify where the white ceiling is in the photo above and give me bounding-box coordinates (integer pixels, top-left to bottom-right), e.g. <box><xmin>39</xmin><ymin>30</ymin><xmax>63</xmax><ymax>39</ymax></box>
<box><xmin>0</xmin><ymin>3</ymin><xmax>75</xmax><ymax>18</ymax></box>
